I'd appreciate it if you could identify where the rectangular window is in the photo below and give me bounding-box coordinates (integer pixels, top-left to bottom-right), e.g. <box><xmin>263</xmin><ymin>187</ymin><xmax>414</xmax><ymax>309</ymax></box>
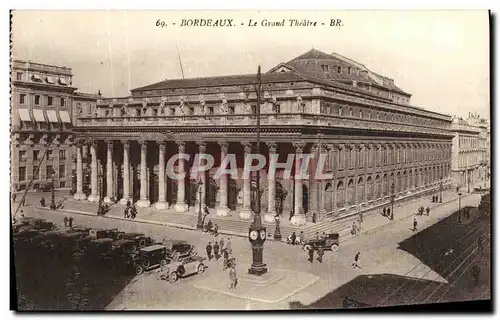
<box><xmin>60</xmin><ymin>98</ymin><xmax>65</xmax><ymax>107</ymax></box>
<box><xmin>19</xmin><ymin>94</ymin><xmax>26</xmax><ymax>104</ymax></box>
<box><xmin>275</xmin><ymin>104</ymin><xmax>280</xmax><ymax>114</ymax></box>
<box><xmin>59</xmin><ymin>149</ymin><xmax>66</xmax><ymax>160</ymax></box>
<box><xmin>34</xmin><ymin>166</ymin><xmax>40</xmax><ymax>180</ymax></box>
<box><xmin>46</xmin><ymin>165</ymin><xmax>53</xmax><ymax>178</ymax></box>
<box><xmin>33</xmin><ymin>150</ymin><xmax>40</xmax><ymax>161</ymax></box>
<box><xmin>47</xmin><ymin>150</ymin><xmax>53</xmax><ymax>160</ymax></box>
<box><xmin>169</xmin><ymin>107</ymin><xmax>175</xmax><ymax>116</ymax></box>
<box><xmin>18</xmin><ymin>167</ymin><xmax>26</xmax><ymax>181</ymax></box>
<box><xmin>59</xmin><ymin>165</ymin><xmax>66</xmax><ymax>179</ymax></box>
<box><xmin>59</xmin><ymin>181</ymin><xmax>66</xmax><ymax>188</ymax></box>
<box><xmin>47</xmin><ymin>96</ymin><xmax>53</xmax><ymax>106</ymax></box>
<box><xmin>19</xmin><ymin>150</ymin><xmax>27</xmax><ymax>161</ymax></box>
<box><xmin>34</xmin><ymin>95</ymin><xmax>40</xmax><ymax>105</ymax></box>
<box><xmin>16</xmin><ymin>72</ymin><xmax>22</xmax><ymax>81</ymax></box>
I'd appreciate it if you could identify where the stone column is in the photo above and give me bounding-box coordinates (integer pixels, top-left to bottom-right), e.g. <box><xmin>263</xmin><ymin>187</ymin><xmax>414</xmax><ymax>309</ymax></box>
<box><xmin>87</xmin><ymin>141</ymin><xmax>99</xmax><ymax>202</ymax></box>
<box><xmin>195</xmin><ymin>142</ymin><xmax>207</xmax><ymax>214</ymax></box>
<box><xmin>291</xmin><ymin>142</ymin><xmax>306</xmax><ymax>226</ymax></box>
<box><xmin>217</xmin><ymin>141</ymin><xmax>230</xmax><ymax>216</ymax></box>
<box><xmin>240</xmin><ymin>141</ymin><xmax>253</xmax><ymax>220</ymax></box>
<box><xmin>174</xmin><ymin>141</ymin><xmax>188</xmax><ymax>212</ymax></box>
<box><xmin>264</xmin><ymin>142</ymin><xmax>277</xmax><ymax>223</ymax></box>
<box><xmin>155</xmin><ymin>141</ymin><xmax>169</xmax><ymax>210</ymax></box>
<box><xmin>136</xmin><ymin>141</ymin><xmax>150</xmax><ymax>208</ymax></box>
<box><xmin>120</xmin><ymin>141</ymin><xmax>131</xmax><ymax>205</ymax></box>
<box><xmin>73</xmin><ymin>141</ymin><xmax>87</xmax><ymax>200</ymax></box>
<box><xmin>103</xmin><ymin>140</ymin><xmax>114</xmax><ymax>204</ymax></box>
<box><xmin>319</xmin><ymin>144</ymin><xmax>328</xmax><ymax>217</ymax></box>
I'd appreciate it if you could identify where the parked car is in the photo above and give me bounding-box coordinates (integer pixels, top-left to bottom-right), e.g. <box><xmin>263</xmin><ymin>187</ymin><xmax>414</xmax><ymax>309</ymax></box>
<box><xmin>303</xmin><ymin>233</ymin><xmax>340</xmax><ymax>252</ymax></box>
<box><xmin>13</xmin><ymin>228</ymin><xmax>40</xmax><ymax>244</ymax></box>
<box><xmin>120</xmin><ymin>232</ymin><xmax>155</xmax><ymax>248</ymax></box>
<box><xmin>133</xmin><ymin>244</ymin><xmax>169</xmax><ymax>275</ymax></box>
<box><xmin>163</xmin><ymin>240</ymin><xmax>197</xmax><ymax>261</ymax></box>
<box><xmin>89</xmin><ymin>228</ymin><xmax>124</xmax><ymax>240</ymax></box>
<box><xmin>156</xmin><ymin>256</ymin><xmax>207</xmax><ymax>283</ymax></box>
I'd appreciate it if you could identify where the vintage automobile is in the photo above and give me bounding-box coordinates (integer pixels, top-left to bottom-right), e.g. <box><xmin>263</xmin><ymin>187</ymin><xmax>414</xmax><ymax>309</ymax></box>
<box><xmin>163</xmin><ymin>240</ymin><xmax>197</xmax><ymax>261</ymax></box>
<box><xmin>156</xmin><ymin>256</ymin><xmax>207</xmax><ymax>283</ymax></box>
<box><xmin>13</xmin><ymin>227</ymin><xmax>40</xmax><ymax>244</ymax></box>
<box><xmin>89</xmin><ymin>228</ymin><xmax>125</xmax><ymax>240</ymax></box>
<box><xmin>120</xmin><ymin>232</ymin><xmax>155</xmax><ymax>248</ymax></box>
<box><xmin>133</xmin><ymin>244</ymin><xmax>169</xmax><ymax>275</ymax></box>
<box><xmin>303</xmin><ymin>233</ymin><xmax>340</xmax><ymax>252</ymax></box>
<box><xmin>15</xmin><ymin>217</ymin><xmax>55</xmax><ymax>232</ymax></box>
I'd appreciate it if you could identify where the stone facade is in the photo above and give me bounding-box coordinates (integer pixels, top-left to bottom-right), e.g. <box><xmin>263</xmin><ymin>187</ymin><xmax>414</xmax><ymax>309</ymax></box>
<box><xmin>72</xmin><ymin>49</ymin><xmax>454</xmax><ymax>226</ymax></box>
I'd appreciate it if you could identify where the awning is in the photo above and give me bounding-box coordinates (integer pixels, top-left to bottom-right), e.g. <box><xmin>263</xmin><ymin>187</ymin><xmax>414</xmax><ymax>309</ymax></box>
<box><xmin>47</xmin><ymin>110</ymin><xmax>59</xmax><ymax>123</ymax></box>
<box><xmin>31</xmin><ymin>74</ymin><xmax>42</xmax><ymax>82</ymax></box>
<box><xmin>59</xmin><ymin>110</ymin><xmax>71</xmax><ymax>123</ymax></box>
<box><xmin>32</xmin><ymin>109</ymin><xmax>45</xmax><ymax>122</ymax></box>
<box><xmin>18</xmin><ymin>109</ymin><xmax>31</xmax><ymax>122</ymax></box>
<box><xmin>59</xmin><ymin>77</ymin><xmax>68</xmax><ymax>85</ymax></box>
<box><xmin>45</xmin><ymin>76</ymin><xmax>55</xmax><ymax>84</ymax></box>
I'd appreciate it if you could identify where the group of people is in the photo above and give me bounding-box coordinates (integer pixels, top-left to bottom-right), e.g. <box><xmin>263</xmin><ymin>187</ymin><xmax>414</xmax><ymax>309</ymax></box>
<box><xmin>287</xmin><ymin>231</ymin><xmax>306</xmax><ymax>245</ymax></box>
<box><xmin>97</xmin><ymin>201</ymin><xmax>112</xmax><ymax>216</ymax></box>
<box><xmin>431</xmin><ymin>195</ymin><xmax>441</xmax><ymax>203</ymax></box>
<box><xmin>40</xmin><ymin>197</ymin><xmax>64</xmax><ymax>210</ymax></box>
<box><xmin>306</xmin><ymin>245</ymin><xmax>325</xmax><ymax>264</ymax></box>
<box><xmin>204</xmin><ymin>237</ymin><xmax>237</xmax><ymax>289</ymax></box>
<box><xmin>417</xmin><ymin>205</ymin><xmax>431</xmax><ymax>216</ymax></box>
<box><xmin>381</xmin><ymin>207</ymin><xmax>393</xmax><ymax>220</ymax></box>
<box><xmin>122</xmin><ymin>201</ymin><xmax>137</xmax><ymax>219</ymax></box>
<box><xmin>201</xmin><ymin>206</ymin><xmax>219</xmax><ymax>236</ymax></box>
<box><xmin>63</xmin><ymin>216</ymin><xmax>74</xmax><ymax>228</ymax></box>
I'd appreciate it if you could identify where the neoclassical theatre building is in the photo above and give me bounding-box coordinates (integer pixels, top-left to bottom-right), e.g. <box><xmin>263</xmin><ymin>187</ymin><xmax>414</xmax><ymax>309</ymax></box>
<box><xmin>73</xmin><ymin>49</ymin><xmax>454</xmax><ymax>226</ymax></box>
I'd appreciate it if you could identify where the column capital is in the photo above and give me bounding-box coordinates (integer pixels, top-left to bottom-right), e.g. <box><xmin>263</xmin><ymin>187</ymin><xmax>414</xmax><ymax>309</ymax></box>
<box><xmin>266</xmin><ymin>142</ymin><xmax>278</xmax><ymax>153</ymax></box>
<box><xmin>293</xmin><ymin>141</ymin><xmax>306</xmax><ymax>153</ymax></box>
<box><xmin>241</xmin><ymin>141</ymin><xmax>252</xmax><ymax>154</ymax></box>
<box><xmin>333</xmin><ymin>143</ymin><xmax>344</xmax><ymax>150</ymax></box>
<box><xmin>105</xmin><ymin>139</ymin><xmax>114</xmax><ymax>149</ymax></box>
<box><xmin>197</xmin><ymin>142</ymin><xmax>207</xmax><ymax>153</ymax></box>
<box><xmin>139</xmin><ymin>140</ymin><xmax>148</xmax><ymax>150</ymax></box>
<box><xmin>218</xmin><ymin>141</ymin><xmax>229</xmax><ymax>153</ymax></box>
<box><xmin>122</xmin><ymin>140</ymin><xmax>131</xmax><ymax>149</ymax></box>
<box><xmin>357</xmin><ymin>143</ymin><xmax>364</xmax><ymax>150</ymax></box>
<box><xmin>159</xmin><ymin>141</ymin><xmax>167</xmax><ymax>152</ymax></box>
<box><xmin>176</xmin><ymin>141</ymin><xmax>186</xmax><ymax>153</ymax></box>
<box><xmin>319</xmin><ymin>144</ymin><xmax>329</xmax><ymax>153</ymax></box>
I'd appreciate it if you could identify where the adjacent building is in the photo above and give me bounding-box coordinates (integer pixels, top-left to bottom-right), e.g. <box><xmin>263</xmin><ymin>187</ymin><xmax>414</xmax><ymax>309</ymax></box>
<box><xmin>72</xmin><ymin>49</ymin><xmax>454</xmax><ymax>226</ymax></box>
<box><xmin>11</xmin><ymin>60</ymin><xmax>98</xmax><ymax>194</ymax></box>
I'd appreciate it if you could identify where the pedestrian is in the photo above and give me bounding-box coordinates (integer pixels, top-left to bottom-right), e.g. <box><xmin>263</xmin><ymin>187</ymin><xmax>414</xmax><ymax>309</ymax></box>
<box><xmin>351</xmin><ymin>222</ymin><xmax>357</xmax><ymax>236</ymax></box>
<box><xmin>223</xmin><ymin>246</ymin><xmax>229</xmax><ymax>262</ymax></box>
<box><xmin>315</xmin><ymin>231</ymin><xmax>320</xmax><ymax>240</ymax></box>
<box><xmin>412</xmin><ymin>218</ymin><xmax>418</xmax><ymax>232</ymax></box>
<box><xmin>320</xmin><ymin>232</ymin><xmax>327</xmax><ymax>241</ymax></box>
<box><xmin>382</xmin><ymin>207</ymin><xmax>386</xmax><ymax>217</ymax></box>
<box><xmin>20</xmin><ymin>209</ymin><xmax>25</xmax><ymax>217</ymax></box>
<box><xmin>68</xmin><ymin>217</ymin><xmax>74</xmax><ymax>229</ymax></box>
<box><xmin>229</xmin><ymin>265</ymin><xmax>237</xmax><ymax>289</ymax></box>
<box><xmin>63</xmin><ymin>216</ymin><xmax>68</xmax><ymax>228</ymax></box>
<box><xmin>213</xmin><ymin>240</ymin><xmax>220</xmax><ymax>260</ymax></box>
<box><xmin>386</xmin><ymin>207</ymin><xmax>391</xmax><ymax>219</ymax></box>
<box><xmin>219</xmin><ymin>238</ymin><xmax>225</xmax><ymax>253</ymax></box>
<box><xmin>40</xmin><ymin>197</ymin><xmax>46</xmax><ymax>207</ymax></box>
<box><xmin>206</xmin><ymin>242</ymin><xmax>213</xmax><ymax>261</ymax></box>
<box><xmin>290</xmin><ymin>231</ymin><xmax>297</xmax><ymax>245</ymax></box>
<box><xmin>202</xmin><ymin>214</ymin><xmax>208</xmax><ymax>230</ymax></box>
<box><xmin>12</xmin><ymin>193</ymin><xmax>16</xmax><ymax>203</ymax></box>
<box><xmin>299</xmin><ymin>231</ymin><xmax>305</xmax><ymax>245</ymax></box>
<box><xmin>352</xmin><ymin>252</ymin><xmax>361</xmax><ymax>269</ymax></box>
<box><xmin>213</xmin><ymin>224</ymin><xmax>219</xmax><ymax>236</ymax></box>
<box><xmin>308</xmin><ymin>247</ymin><xmax>315</xmax><ymax>263</ymax></box>
<box><xmin>312</xmin><ymin>212</ymin><xmax>317</xmax><ymax>224</ymax></box>
<box><xmin>426</xmin><ymin>206</ymin><xmax>430</xmax><ymax>216</ymax></box>
<box><xmin>204</xmin><ymin>205</ymin><xmax>210</xmax><ymax>216</ymax></box>
<box><xmin>21</xmin><ymin>197</ymin><xmax>26</xmax><ymax>207</ymax></box>
<box><xmin>207</xmin><ymin>220</ymin><xmax>214</xmax><ymax>234</ymax></box>
<box><xmin>123</xmin><ymin>207</ymin><xmax>128</xmax><ymax>218</ymax></box>
<box><xmin>226</xmin><ymin>237</ymin><xmax>232</xmax><ymax>255</ymax></box>
<box><xmin>289</xmin><ymin>210</ymin><xmax>294</xmax><ymax>221</ymax></box>
<box><xmin>471</xmin><ymin>265</ymin><xmax>480</xmax><ymax>285</ymax></box>
<box><xmin>317</xmin><ymin>246</ymin><xmax>324</xmax><ymax>263</ymax></box>
<box><xmin>456</xmin><ymin>186</ymin><xmax>460</xmax><ymax>193</ymax></box>
<box><xmin>126</xmin><ymin>200</ymin><xmax>131</xmax><ymax>207</ymax></box>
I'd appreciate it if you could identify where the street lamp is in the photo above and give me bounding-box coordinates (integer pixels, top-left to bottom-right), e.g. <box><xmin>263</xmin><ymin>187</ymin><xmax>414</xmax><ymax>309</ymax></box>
<box><xmin>458</xmin><ymin>192</ymin><xmax>462</xmax><ymax>223</ymax></box>
<box><xmin>390</xmin><ymin>182</ymin><xmax>395</xmax><ymax>220</ymax></box>
<box><xmin>50</xmin><ymin>170</ymin><xmax>56</xmax><ymax>210</ymax></box>
<box><xmin>247</xmin><ymin>65</ymin><xmax>267</xmax><ymax>276</ymax></box>
<box><xmin>439</xmin><ymin>177</ymin><xmax>443</xmax><ymax>203</ymax></box>
<box><xmin>196</xmin><ymin>181</ymin><xmax>204</xmax><ymax>230</ymax></box>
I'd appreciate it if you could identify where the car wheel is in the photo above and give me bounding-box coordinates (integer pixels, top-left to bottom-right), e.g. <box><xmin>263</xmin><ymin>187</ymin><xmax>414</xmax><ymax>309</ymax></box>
<box><xmin>131</xmin><ymin>245</ymin><xmax>137</xmax><ymax>253</ymax></box>
<box><xmin>142</xmin><ymin>259</ymin><xmax>151</xmax><ymax>268</ymax></box>
<box><xmin>117</xmin><ymin>233</ymin><xmax>123</xmax><ymax>240</ymax></box>
<box><xmin>156</xmin><ymin>271</ymin><xmax>165</xmax><ymax>280</ymax></box>
<box><xmin>172</xmin><ymin>251</ymin><xmax>180</xmax><ymax>261</ymax></box>
<box><xmin>135</xmin><ymin>266</ymin><xmax>143</xmax><ymax>275</ymax></box>
<box><xmin>197</xmin><ymin>264</ymin><xmax>205</xmax><ymax>274</ymax></box>
<box><xmin>139</xmin><ymin>239</ymin><xmax>146</xmax><ymax>247</ymax></box>
<box><xmin>331</xmin><ymin>244</ymin><xmax>339</xmax><ymax>252</ymax></box>
<box><xmin>160</xmin><ymin>259</ymin><xmax>167</xmax><ymax>267</ymax></box>
<box><xmin>304</xmin><ymin>244</ymin><xmax>311</xmax><ymax>252</ymax></box>
<box><xmin>168</xmin><ymin>272</ymin><xmax>178</xmax><ymax>283</ymax></box>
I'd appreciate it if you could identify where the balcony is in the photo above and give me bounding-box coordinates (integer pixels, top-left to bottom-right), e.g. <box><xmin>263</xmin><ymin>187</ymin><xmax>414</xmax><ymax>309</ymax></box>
<box><xmin>76</xmin><ymin>112</ymin><xmax>453</xmax><ymax>137</ymax></box>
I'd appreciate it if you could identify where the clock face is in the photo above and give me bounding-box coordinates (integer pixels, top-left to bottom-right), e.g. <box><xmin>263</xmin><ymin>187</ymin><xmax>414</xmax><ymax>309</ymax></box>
<box><xmin>250</xmin><ymin>230</ymin><xmax>259</xmax><ymax>240</ymax></box>
<box><xmin>260</xmin><ymin>230</ymin><xmax>266</xmax><ymax>240</ymax></box>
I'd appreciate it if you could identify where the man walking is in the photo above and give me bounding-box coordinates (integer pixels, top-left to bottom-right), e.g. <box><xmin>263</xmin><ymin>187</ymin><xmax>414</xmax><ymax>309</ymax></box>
<box><xmin>63</xmin><ymin>216</ymin><xmax>68</xmax><ymax>228</ymax></box>
<box><xmin>229</xmin><ymin>265</ymin><xmax>237</xmax><ymax>289</ymax></box>
<box><xmin>206</xmin><ymin>242</ymin><xmax>213</xmax><ymax>261</ymax></box>
<box><xmin>40</xmin><ymin>197</ymin><xmax>46</xmax><ymax>207</ymax></box>
<box><xmin>68</xmin><ymin>217</ymin><xmax>74</xmax><ymax>229</ymax></box>
<box><xmin>382</xmin><ymin>207</ymin><xmax>386</xmax><ymax>217</ymax></box>
<box><xmin>213</xmin><ymin>240</ymin><xmax>220</xmax><ymax>261</ymax></box>
<box><xmin>426</xmin><ymin>206</ymin><xmax>430</xmax><ymax>216</ymax></box>
<box><xmin>290</xmin><ymin>232</ymin><xmax>297</xmax><ymax>245</ymax></box>
<box><xmin>219</xmin><ymin>238</ymin><xmax>225</xmax><ymax>254</ymax></box>
<box><xmin>412</xmin><ymin>218</ymin><xmax>418</xmax><ymax>232</ymax></box>
<box><xmin>308</xmin><ymin>247</ymin><xmax>315</xmax><ymax>264</ymax></box>
<box><xmin>317</xmin><ymin>246</ymin><xmax>324</xmax><ymax>263</ymax></box>
<box><xmin>226</xmin><ymin>237</ymin><xmax>232</xmax><ymax>255</ymax></box>
<box><xmin>352</xmin><ymin>252</ymin><xmax>361</xmax><ymax>269</ymax></box>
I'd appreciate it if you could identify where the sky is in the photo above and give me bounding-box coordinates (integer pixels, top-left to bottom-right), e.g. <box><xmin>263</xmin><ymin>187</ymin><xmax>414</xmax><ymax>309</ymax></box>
<box><xmin>11</xmin><ymin>10</ymin><xmax>490</xmax><ymax>119</ymax></box>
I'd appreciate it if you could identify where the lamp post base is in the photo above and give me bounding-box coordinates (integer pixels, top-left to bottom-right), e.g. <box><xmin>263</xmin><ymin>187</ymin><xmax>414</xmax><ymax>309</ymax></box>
<box><xmin>264</xmin><ymin>213</ymin><xmax>276</xmax><ymax>223</ymax></box>
<box><xmin>136</xmin><ymin>199</ymin><xmax>151</xmax><ymax>208</ymax></box>
<box><xmin>248</xmin><ymin>263</ymin><xmax>268</xmax><ymax>276</ymax></box>
<box><xmin>88</xmin><ymin>194</ymin><xmax>100</xmax><ymax>203</ymax></box>
<box><xmin>174</xmin><ymin>202</ymin><xmax>188</xmax><ymax>213</ymax></box>
<box><xmin>73</xmin><ymin>192</ymin><xmax>87</xmax><ymax>201</ymax></box>
<box><xmin>154</xmin><ymin>201</ymin><xmax>169</xmax><ymax>210</ymax></box>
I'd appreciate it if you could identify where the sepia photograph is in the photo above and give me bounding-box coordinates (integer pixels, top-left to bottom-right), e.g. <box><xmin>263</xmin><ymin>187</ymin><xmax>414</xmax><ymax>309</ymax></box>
<box><xmin>9</xmin><ymin>10</ymin><xmax>491</xmax><ymax>311</ymax></box>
